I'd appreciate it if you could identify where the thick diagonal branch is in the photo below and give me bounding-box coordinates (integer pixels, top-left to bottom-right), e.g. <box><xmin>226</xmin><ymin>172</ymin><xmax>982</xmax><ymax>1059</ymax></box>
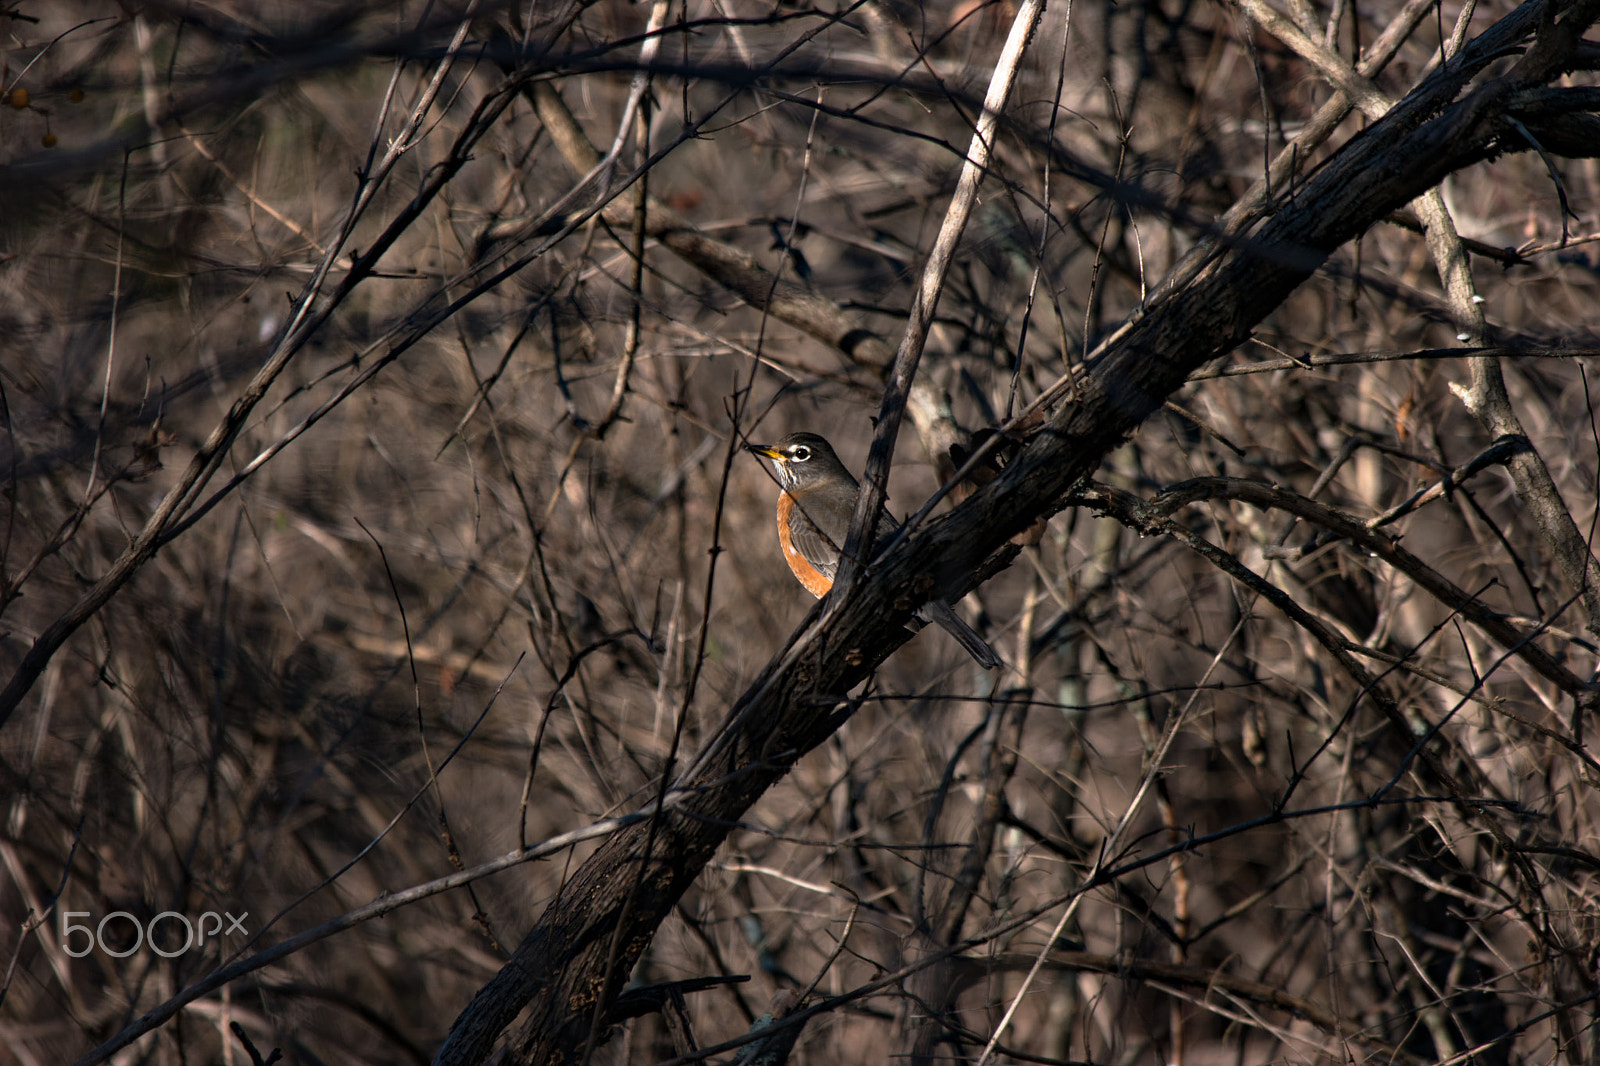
<box><xmin>433</xmin><ymin>3</ymin><xmax>1600</xmax><ymax>1062</ymax></box>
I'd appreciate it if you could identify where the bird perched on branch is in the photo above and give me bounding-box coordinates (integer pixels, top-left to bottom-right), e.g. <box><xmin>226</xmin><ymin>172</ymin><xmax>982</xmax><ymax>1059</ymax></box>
<box><xmin>744</xmin><ymin>432</ymin><xmax>1000</xmax><ymax>669</ymax></box>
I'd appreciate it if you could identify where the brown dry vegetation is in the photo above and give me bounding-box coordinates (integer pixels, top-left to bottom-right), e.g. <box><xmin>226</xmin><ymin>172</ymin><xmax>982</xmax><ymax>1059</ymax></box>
<box><xmin>2</xmin><ymin>1</ymin><xmax>1600</xmax><ymax>1064</ymax></box>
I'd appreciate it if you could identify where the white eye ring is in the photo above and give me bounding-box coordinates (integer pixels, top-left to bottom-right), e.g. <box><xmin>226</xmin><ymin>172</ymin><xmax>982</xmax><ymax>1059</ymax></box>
<box><xmin>791</xmin><ymin>445</ymin><xmax>811</xmax><ymax>461</ymax></box>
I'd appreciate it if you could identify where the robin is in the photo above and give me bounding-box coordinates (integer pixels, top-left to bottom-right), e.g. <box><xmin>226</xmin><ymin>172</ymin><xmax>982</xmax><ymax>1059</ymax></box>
<box><xmin>744</xmin><ymin>432</ymin><xmax>1000</xmax><ymax>669</ymax></box>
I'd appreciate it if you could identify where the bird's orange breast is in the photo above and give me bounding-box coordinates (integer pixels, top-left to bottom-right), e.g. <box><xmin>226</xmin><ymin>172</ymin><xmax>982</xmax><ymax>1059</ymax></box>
<box><xmin>776</xmin><ymin>491</ymin><xmax>834</xmax><ymax>598</ymax></box>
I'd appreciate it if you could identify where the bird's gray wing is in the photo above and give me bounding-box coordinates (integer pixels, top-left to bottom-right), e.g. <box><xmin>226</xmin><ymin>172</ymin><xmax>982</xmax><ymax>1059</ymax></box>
<box><xmin>785</xmin><ymin>503</ymin><xmax>842</xmax><ymax>582</ymax></box>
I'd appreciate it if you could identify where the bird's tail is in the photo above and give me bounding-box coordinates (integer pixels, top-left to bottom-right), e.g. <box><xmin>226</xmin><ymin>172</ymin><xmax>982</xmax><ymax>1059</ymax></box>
<box><xmin>920</xmin><ymin>599</ymin><xmax>1001</xmax><ymax>669</ymax></box>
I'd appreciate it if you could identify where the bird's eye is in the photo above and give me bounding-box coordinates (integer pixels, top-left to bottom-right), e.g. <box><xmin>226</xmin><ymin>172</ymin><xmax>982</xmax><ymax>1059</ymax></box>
<box><xmin>791</xmin><ymin>445</ymin><xmax>811</xmax><ymax>462</ymax></box>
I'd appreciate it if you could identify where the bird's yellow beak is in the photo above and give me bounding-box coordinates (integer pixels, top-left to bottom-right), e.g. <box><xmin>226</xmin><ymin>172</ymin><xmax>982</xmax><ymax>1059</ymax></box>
<box><xmin>743</xmin><ymin>443</ymin><xmax>785</xmax><ymax>462</ymax></box>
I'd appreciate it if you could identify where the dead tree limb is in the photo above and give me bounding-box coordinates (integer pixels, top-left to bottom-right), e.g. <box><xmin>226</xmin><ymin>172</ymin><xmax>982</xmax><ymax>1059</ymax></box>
<box><xmin>431</xmin><ymin>1</ymin><xmax>1600</xmax><ymax>1063</ymax></box>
